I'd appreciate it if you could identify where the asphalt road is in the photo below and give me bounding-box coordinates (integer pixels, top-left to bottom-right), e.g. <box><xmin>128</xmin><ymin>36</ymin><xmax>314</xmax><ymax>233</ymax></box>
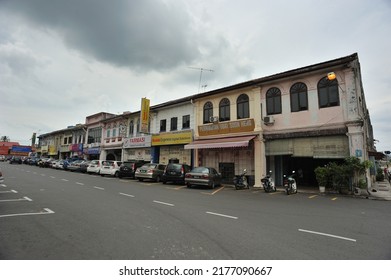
<box><xmin>1</xmin><ymin>162</ymin><xmax>390</xmax><ymax>260</ymax></box>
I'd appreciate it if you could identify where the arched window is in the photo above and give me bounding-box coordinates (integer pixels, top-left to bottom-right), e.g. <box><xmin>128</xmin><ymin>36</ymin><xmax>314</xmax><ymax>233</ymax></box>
<box><xmin>318</xmin><ymin>77</ymin><xmax>340</xmax><ymax>108</ymax></box>
<box><xmin>290</xmin><ymin>82</ymin><xmax>308</xmax><ymax>112</ymax></box>
<box><xmin>266</xmin><ymin>87</ymin><xmax>282</xmax><ymax>115</ymax></box>
<box><xmin>129</xmin><ymin>120</ymin><xmax>134</xmax><ymax>136</ymax></box>
<box><xmin>237</xmin><ymin>94</ymin><xmax>249</xmax><ymax>119</ymax></box>
<box><xmin>203</xmin><ymin>101</ymin><xmax>213</xmax><ymax>124</ymax></box>
<box><xmin>219</xmin><ymin>98</ymin><xmax>230</xmax><ymax>122</ymax></box>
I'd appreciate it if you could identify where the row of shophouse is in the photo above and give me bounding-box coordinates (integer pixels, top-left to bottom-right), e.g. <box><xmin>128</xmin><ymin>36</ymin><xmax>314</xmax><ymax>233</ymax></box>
<box><xmin>37</xmin><ymin>53</ymin><xmax>377</xmax><ymax>188</ymax></box>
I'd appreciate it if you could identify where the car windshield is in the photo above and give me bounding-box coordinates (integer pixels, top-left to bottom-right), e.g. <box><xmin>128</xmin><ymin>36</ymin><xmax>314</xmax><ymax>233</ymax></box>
<box><xmin>168</xmin><ymin>164</ymin><xmax>182</xmax><ymax>170</ymax></box>
<box><xmin>143</xmin><ymin>163</ymin><xmax>157</xmax><ymax>168</ymax></box>
<box><xmin>191</xmin><ymin>167</ymin><xmax>209</xmax><ymax>174</ymax></box>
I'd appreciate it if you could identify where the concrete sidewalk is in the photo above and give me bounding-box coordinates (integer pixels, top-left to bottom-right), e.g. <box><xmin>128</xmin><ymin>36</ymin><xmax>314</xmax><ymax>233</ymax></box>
<box><xmin>366</xmin><ymin>179</ymin><xmax>391</xmax><ymax>201</ymax></box>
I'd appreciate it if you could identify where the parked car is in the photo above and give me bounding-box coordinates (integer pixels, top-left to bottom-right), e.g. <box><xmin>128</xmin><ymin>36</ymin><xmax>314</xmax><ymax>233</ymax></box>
<box><xmin>10</xmin><ymin>156</ymin><xmax>23</xmax><ymax>164</ymax></box>
<box><xmin>50</xmin><ymin>160</ymin><xmax>59</xmax><ymax>168</ymax></box>
<box><xmin>118</xmin><ymin>160</ymin><xmax>149</xmax><ymax>179</ymax></box>
<box><xmin>162</xmin><ymin>163</ymin><xmax>192</xmax><ymax>185</ymax></box>
<box><xmin>67</xmin><ymin>160</ymin><xmax>84</xmax><ymax>172</ymax></box>
<box><xmin>0</xmin><ymin>155</ymin><xmax>6</xmax><ymax>162</ymax></box>
<box><xmin>53</xmin><ymin>160</ymin><xmax>65</xmax><ymax>169</ymax></box>
<box><xmin>28</xmin><ymin>157</ymin><xmax>40</xmax><ymax>165</ymax></box>
<box><xmin>100</xmin><ymin>160</ymin><xmax>122</xmax><ymax>177</ymax></box>
<box><xmin>38</xmin><ymin>158</ymin><xmax>51</xmax><ymax>167</ymax></box>
<box><xmin>185</xmin><ymin>166</ymin><xmax>222</xmax><ymax>189</ymax></box>
<box><xmin>0</xmin><ymin>167</ymin><xmax>4</xmax><ymax>184</ymax></box>
<box><xmin>135</xmin><ymin>163</ymin><xmax>166</xmax><ymax>182</ymax></box>
<box><xmin>87</xmin><ymin>160</ymin><xmax>104</xmax><ymax>174</ymax></box>
<box><xmin>80</xmin><ymin>160</ymin><xmax>91</xmax><ymax>173</ymax></box>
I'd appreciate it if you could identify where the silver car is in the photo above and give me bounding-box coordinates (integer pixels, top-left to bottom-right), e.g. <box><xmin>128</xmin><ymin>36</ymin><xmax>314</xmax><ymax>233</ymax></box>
<box><xmin>185</xmin><ymin>167</ymin><xmax>222</xmax><ymax>189</ymax></box>
<box><xmin>135</xmin><ymin>163</ymin><xmax>166</xmax><ymax>182</ymax></box>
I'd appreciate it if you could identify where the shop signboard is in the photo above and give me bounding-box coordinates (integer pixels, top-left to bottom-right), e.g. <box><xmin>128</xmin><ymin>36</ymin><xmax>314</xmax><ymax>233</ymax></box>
<box><xmin>140</xmin><ymin>97</ymin><xmax>150</xmax><ymax>133</ymax></box>
<box><xmin>70</xmin><ymin>143</ymin><xmax>83</xmax><ymax>152</ymax></box>
<box><xmin>10</xmin><ymin>145</ymin><xmax>32</xmax><ymax>156</ymax></box>
<box><xmin>48</xmin><ymin>145</ymin><xmax>57</xmax><ymax>156</ymax></box>
<box><xmin>84</xmin><ymin>147</ymin><xmax>100</xmax><ymax>155</ymax></box>
<box><xmin>198</xmin><ymin>119</ymin><xmax>255</xmax><ymax>136</ymax></box>
<box><xmin>152</xmin><ymin>131</ymin><xmax>193</xmax><ymax>146</ymax></box>
<box><xmin>123</xmin><ymin>135</ymin><xmax>152</xmax><ymax>149</ymax></box>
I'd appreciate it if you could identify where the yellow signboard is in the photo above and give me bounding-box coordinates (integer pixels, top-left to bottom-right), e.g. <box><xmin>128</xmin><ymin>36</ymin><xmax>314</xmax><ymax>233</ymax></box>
<box><xmin>152</xmin><ymin>131</ymin><xmax>193</xmax><ymax>146</ymax></box>
<box><xmin>140</xmin><ymin>98</ymin><xmax>150</xmax><ymax>133</ymax></box>
<box><xmin>48</xmin><ymin>145</ymin><xmax>57</xmax><ymax>156</ymax></box>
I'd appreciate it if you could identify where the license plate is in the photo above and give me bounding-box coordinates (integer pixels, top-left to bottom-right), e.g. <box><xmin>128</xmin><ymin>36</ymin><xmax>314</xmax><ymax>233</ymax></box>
<box><xmin>193</xmin><ymin>175</ymin><xmax>200</xmax><ymax>179</ymax></box>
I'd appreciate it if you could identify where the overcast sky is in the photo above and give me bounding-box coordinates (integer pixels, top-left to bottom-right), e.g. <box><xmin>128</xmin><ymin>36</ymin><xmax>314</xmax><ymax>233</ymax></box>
<box><xmin>1</xmin><ymin>0</ymin><xmax>390</xmax><ymax>152</ymax></box>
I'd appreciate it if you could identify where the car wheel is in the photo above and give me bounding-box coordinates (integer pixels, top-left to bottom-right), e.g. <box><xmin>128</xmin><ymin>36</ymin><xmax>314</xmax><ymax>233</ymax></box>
<box><xmin>187</xmin><ymin>183</ymin><xmax>192</xmax><ymax>188</ymax></box>
<box><xmin>138</xmin><ymin>178</ymin><xmax>143</xmax><ymax>182</ymax></box>
<box><xmin>115</xmin><ymin>171</ymin><xmax>119</xmax><ymax>177</ymax></box>
<box><xmin>162</xmin><ymin>181</ymin><xmax>166</xmax><ymax>184</ymax></box>
<box><xmin>100</xmin><ymin>174</ymin><xmax>104</xmax><ymax>177</ymax></box>
<box><xmin>155</xmin><ymin>175</ymin><xmax>161</xmax><ymax>183</ymax></box>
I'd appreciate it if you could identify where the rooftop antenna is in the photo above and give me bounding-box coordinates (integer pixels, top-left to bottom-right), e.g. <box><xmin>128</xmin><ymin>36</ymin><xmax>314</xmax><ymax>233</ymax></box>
<box><xmin>188</xmin><ymin>67</ymin><xmax>214</xmax><ymax>93</ymax></box>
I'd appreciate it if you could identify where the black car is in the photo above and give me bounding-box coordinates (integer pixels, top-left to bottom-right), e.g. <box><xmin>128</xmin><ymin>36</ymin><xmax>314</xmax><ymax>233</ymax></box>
<box><xmin>162</xmin><ymin>163</ymin><xmax>192</xmax><ymax>185</ymax></box>
<box><xmin>118</xmin><ymin>160</ymin><xmax>149</xmax><ymax>179</ymax></box>
<box><xmin>9</xmin><ymin>156</ymin><xmax>22</xmax><ymax>164</ymax></box>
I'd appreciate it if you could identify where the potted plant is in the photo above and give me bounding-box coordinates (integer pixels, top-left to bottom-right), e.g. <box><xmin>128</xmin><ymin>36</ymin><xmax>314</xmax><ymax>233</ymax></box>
<box><xmin>314</xmin><ymin>166</ymin><xmax>329</xmax><ymax>193</ymax></box>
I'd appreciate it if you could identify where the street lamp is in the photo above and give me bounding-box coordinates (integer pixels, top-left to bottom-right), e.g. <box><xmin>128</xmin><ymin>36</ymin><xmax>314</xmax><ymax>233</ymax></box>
<box><xmin>327</xmin><ymin>72</ymin><xmax>337</xmax><ymax>81</ymax></box>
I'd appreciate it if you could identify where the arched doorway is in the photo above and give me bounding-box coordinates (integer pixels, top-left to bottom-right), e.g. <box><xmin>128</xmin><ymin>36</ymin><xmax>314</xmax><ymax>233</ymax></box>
<box><xmin>106</xmin><ymin>153</ymin><xmax>115</xmax><ymax>160</ymax></box>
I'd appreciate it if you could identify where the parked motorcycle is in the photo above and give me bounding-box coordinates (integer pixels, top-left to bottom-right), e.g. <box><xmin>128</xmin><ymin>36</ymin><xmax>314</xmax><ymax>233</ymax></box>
<box><xmin>283</xmin><ymin>171</ymin><xmax>297</xmax><ymax>195</ymax></box>
<box><xmin>261</xmin><ymin>170</ymin><xmax>276</xmax><ymax>192</ymax></box>
<box><xmin>233</xmin><ymin>169</ymin><xmax>250</xmax><ymax>190</ymax></box>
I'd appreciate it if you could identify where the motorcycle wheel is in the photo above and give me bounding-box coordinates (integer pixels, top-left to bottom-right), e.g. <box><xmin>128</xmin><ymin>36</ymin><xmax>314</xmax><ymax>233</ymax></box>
<box><xmin>235</xmin><ymin>185</ymin><xmax>240</xmax><ymax>190</ymax></box>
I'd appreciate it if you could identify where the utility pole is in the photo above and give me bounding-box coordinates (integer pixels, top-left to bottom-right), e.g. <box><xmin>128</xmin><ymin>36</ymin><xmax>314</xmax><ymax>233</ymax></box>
<box><xmin>188</xmin><ymin>67</ymin><xmax>214</xmax><ymax>93</ymax></box>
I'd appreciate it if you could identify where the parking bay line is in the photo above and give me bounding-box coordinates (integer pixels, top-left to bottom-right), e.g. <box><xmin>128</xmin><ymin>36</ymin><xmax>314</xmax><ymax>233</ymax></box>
<box><xmin>76</xmin><ymin>182</ymin><xmax>85</xmax><ymax>186</ymax></box>
<box><xmin>206</xmin><ymin>211</ymin><xmax>238</xmax><ymax>220</ymax></box>
<box><xmin>0</xmin><ymin>196</ymin><xmax>33</xmax><ymax>202</ymax></box>
<box><xmin>0</xmin><ymin>208</ymin><xmax>55</xmax><ymax>218</ymax></box>
<box><xmin>94</xmin><ymin>186</ymin><xmax>105</xmax><ymax>190</ymax></box>
<box><xmin>153</xmin><ymin>200</ymin><xmax>175</xmax><ymax>207</ymax></box>
<box><xmin>119</xmin><ymin>192</ymin><xmax>135</xmax><ymax>198</ymax></box>
<box><xmin>298</xmin><ymin>228</ymin><xmax>356</xmax><ymax>242</ymax></box>
<box><xmin>166</xmin><ymin>186</ymin><xmax>187</xmax><ymax>190</ymax></box>
<box><xmin>202</xmin><ymin>186</ymin><xmax>225</xmax><ymax>195</ymax></box>
<box><xmin>0</xmin><ymin>190</ymin><xmax>18</xmax><ymax>194</ymax></box>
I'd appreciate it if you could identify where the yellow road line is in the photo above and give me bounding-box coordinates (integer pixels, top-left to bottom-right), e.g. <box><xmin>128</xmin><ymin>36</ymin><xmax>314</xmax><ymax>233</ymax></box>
<box><xmin>309</xmin><ymin>195</ymin><xmax>318</xmax><ymax>199</ymax></box>
<box><xmin>202</xmin><ymin>186</ymin><xmax>225</xmax><ymax>195</ymax></box>
<box><xmin>331</xmin><ymin>197</ymin><xmax>338</xmax><ymax>201</ymax></box>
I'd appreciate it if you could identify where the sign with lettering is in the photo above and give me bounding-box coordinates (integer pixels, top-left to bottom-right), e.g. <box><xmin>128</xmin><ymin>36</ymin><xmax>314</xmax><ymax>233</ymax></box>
<box><xmin>152</xmin><ymin>131</ymin><xmax>193</xmax><ymax>146</ymax></box>
<box><xmin>140</xmin><ymin>98</ymin><xmax>150</xmax><ymax>133</ymax></box>
<box><xmin>198</xmin><ymin>119</ymin><xmax>255</xmax><ymax>136</ymax></box>
<box><xmin>123</xmin><ymin>135</ymin><xmax>152</xmax><ymax>148</ymax></box>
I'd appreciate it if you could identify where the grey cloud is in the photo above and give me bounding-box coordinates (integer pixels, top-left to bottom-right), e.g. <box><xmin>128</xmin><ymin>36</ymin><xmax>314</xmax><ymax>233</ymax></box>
<box><xmin>1</xmin><ymin>0</ymin><xmax>200</xmax><ymax>71</ymax></box>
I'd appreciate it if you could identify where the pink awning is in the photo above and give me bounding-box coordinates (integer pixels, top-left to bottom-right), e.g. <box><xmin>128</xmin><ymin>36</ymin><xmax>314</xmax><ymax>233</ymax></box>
<box><xmin>184</xmin><ymin>135</ymin><xmax>255</xmax><ymax>149</ymax></box>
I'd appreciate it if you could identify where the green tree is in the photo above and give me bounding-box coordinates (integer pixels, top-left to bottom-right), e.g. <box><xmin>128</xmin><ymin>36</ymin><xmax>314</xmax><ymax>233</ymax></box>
<box><xmin>0</xmin><ymin>136</ymin><xmax>10</xmax><ymax>142</ymax></box>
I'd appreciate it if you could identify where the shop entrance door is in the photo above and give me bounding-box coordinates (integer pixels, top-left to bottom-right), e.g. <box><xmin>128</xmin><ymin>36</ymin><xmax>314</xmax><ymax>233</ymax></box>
<box><xmin>219</xmin><ymin>162</ymin><xmax>235</xmax><ymax>184</ymax></box>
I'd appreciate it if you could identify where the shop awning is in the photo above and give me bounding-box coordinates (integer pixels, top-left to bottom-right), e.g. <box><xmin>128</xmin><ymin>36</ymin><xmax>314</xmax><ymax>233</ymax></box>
<box><xmin>184</xmin><ymin>135</ymin><xmax>255</xmax><ymax>149</ymax></box>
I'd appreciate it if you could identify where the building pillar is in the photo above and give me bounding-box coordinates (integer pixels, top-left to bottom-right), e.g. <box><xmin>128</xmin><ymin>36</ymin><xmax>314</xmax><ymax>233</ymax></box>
<box><xmin>253</xmin><ymin>136</ymin><xmax>263</xmax><ymax>188</ymax></box>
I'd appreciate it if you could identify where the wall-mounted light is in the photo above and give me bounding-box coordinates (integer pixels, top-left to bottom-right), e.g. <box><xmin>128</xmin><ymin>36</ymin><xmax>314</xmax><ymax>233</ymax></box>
<box><xmin>327</xmin><ymin>72</ymin><xmax>336</xmax><ymax>81</ymax></box>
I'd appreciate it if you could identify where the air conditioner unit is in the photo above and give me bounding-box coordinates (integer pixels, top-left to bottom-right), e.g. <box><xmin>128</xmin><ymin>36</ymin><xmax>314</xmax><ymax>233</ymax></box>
<box><xmin>209</xmin><ymin>116</ymin><xmax>219</xmax><ymax>123</ymax></box>
<box><xmin>263</xmin><ymin>116</ymin><xmax>275</xmax><ymax>125</ymax></box>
